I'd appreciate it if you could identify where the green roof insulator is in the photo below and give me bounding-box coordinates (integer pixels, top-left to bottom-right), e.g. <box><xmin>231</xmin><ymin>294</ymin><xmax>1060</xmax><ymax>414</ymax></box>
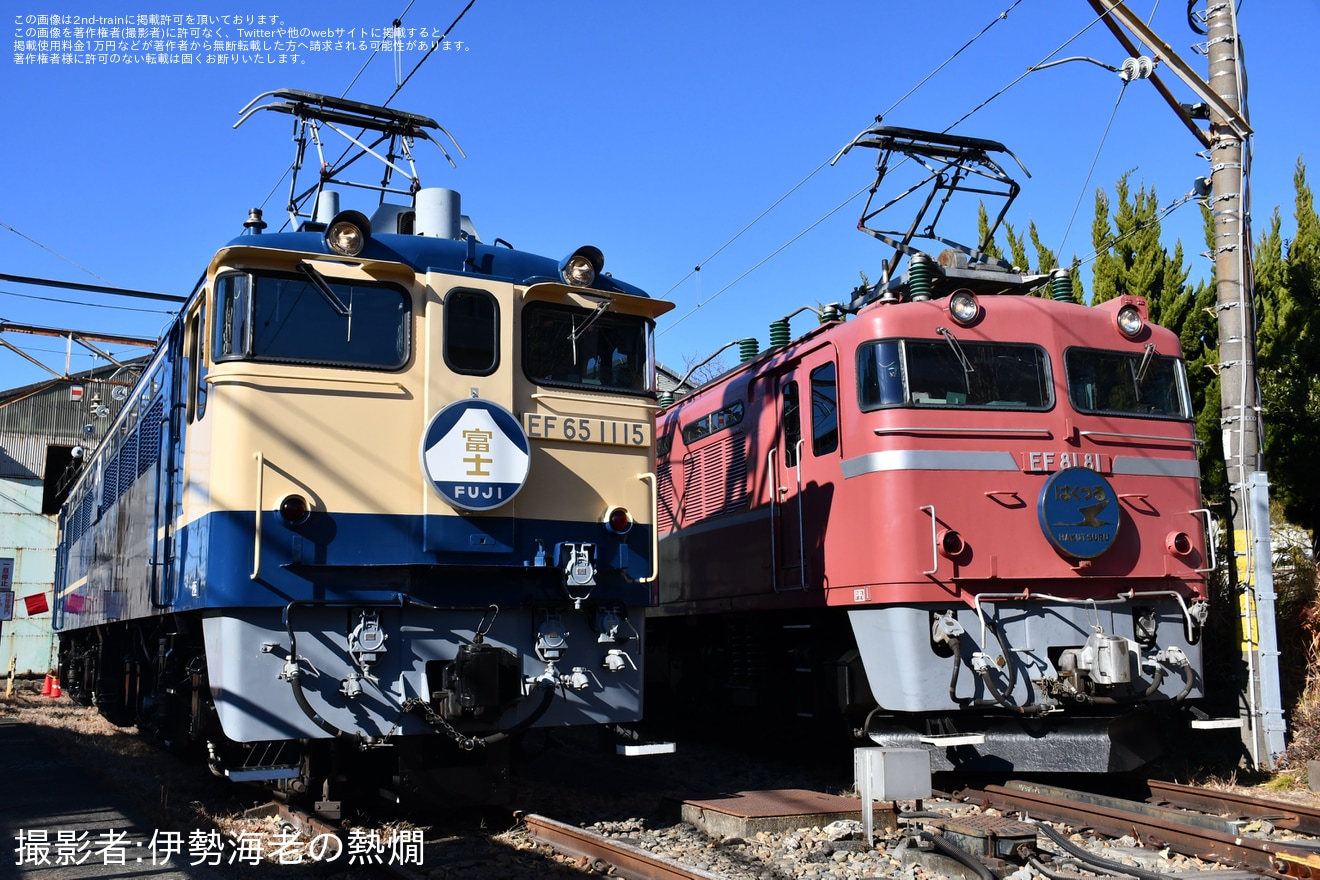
<box><xmin>658</xmin><ymin>390</ymin><xmax>674</xmax><ymax>408</ymax></box>
<box><xmin>819</xmin><ymin>304</ymin><xmax>842</xmax><ymax>323</ymax></box>
<box><xmin>739</xmin><ymin>337</ymin><xmax>760</xmax><ymax>363</ymax></box>
<box><xmin>768</xmin><ymin>319</ymin><xmax>791</xmax><ymax>349</ymax></box>
<box><xmin>909</xmin><ymin>253</ymin><xmax>934</xmax><ymax>301</ymax></box>
<box><xmin>1049</xmin><ymin>268</ymin><xmax>1073</xmax><ymax>302</ymax></box>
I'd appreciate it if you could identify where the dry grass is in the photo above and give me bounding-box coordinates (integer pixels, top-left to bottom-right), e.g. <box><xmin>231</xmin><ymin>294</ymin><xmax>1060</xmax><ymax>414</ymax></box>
<box><xmin>1276</xmin><ymin>533</ymin><xmax>1320</xmax><ymax>778</ymax></box>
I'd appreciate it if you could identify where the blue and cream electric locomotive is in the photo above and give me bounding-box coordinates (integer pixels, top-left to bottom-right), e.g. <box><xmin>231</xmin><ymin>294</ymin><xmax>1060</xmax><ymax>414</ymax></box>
<box><xmin>53</xmin><ymin>90</ymin><xmax>673</xmax><ymax>806</ymax></box>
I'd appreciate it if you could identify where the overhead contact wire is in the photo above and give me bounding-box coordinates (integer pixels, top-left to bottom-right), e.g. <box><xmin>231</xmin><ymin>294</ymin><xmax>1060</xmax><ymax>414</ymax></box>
<box><xmin>0</xmin><ymin>220</ymin><xmax>110</xmax><ymax>283</ymax></box>
<box><xmin>1057</xmin><ymin>80</ymin><xmax>1130</xmax><ymax>256</ymax></box>
<box><xmin>0</xmin><ymin>289</ymin><xmax>177</xmax><ymax>315</ymax></box>
<box><xmin>661</xmin><ymin>184</ymin><xmax>871</xmax><ymax>336</ymax></box>
<box><xmin>660</xmin><ymin>0</ymin><xmax>1027</xmax><ymax>305</ymax></box>
<box><xmin>259</xmin><ymin>0</ymin><xmax>475</xmax><ymax>218</ymax></box>
<box><xmin>381</xmin><ymin>0</ymin><xmax>478</xmax><ymax>108</ymax></box>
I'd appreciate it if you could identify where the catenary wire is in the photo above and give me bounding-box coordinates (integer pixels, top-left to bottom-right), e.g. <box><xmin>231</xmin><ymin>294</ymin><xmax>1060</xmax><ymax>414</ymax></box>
<box><xmin>664</xmin><ymin>1</ymin><xmax>1127</xmax><ymax>332</ymax></box>
<box><xmin>341</xmin><ymin>0</ymin><xmax>419</xmax><ymax>97</ymax></box>
<box><xmin>940</xmin><ymin>0</ymin><xmax>1130</xmax><ymax>134</ymax></box>
<box><xmin>0</xmin><ymin>289</ymin><xmax>177</xmax><ymax>316</ymax></box>
<box><xmin>5</xmin><ymin>344</ymin><xmax>152</xmax><ymax>359</ymax></box>
<box><xmin>0</xmin><ymin>225</ymin><xmax>158</xmax><ymax>371</ymax></box>
<box><xmin>661</xmin><ymin>184</ymin><xmax>872</xmax><ymax>336</ymax></box>
<box><xmin>1057</xmin><ymin>80</ymin><xmax>1130</xmax><ymax>257</ymax></box>
<box><xmin>0</xmin><ymin>220</ymin><xmax>110</xmax><ymax>283</ymax></box>
<box><xmin>259</xmin><ymin>0</ymin><xmax>479</xmax><ymax>223</ymax></box>
<box><xmin>379</xmin><ymin>0</ymin><xmax>478</xmax><ymax>109</ymax></box>
<box><xmin>1071</xmin><ymin>189</ymin><xmax>1201</xmax><ymax>269</ymax></box>
<box><xmin>660</xmin><ymin>0</ymin><xmax>1026</xmax><ymax>302</ymax></box>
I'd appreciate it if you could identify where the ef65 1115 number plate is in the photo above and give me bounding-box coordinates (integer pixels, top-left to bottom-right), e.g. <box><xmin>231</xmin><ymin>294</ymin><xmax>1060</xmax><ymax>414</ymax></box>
<box><xmin>522</xmin><ymin>413</ymin><xmax>650</xmax><ymax>447</ymax></box>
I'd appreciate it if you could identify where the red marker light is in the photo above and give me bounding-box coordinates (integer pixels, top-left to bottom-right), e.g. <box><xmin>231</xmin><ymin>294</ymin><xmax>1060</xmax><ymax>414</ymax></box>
<box><xmin>278</xmin><ymin>494</ymin><xmax>311</xmax><ymax>526</ymax></box>
<box><xmin>605</xmin><ymin>507</ymin><xmax>633</xmax><ymax>534</ymax></box>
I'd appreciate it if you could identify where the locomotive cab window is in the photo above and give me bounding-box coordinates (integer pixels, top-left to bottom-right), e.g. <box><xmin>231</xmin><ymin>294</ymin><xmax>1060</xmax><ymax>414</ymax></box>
<box><xmin>782</xmin><ymin>381</ymin><xmax>801</xmax><ymax>467</ymax></box>
<box><xmin>184</xmin><ymin>301</ymin><xmax>207</xmax><ymax>423</ymax></box>
<box><xmin>682</xmin><ymin>401</ymin><xmax>744</xmax><ymax>444</ymax></box>
<box><xmin>213</xmin><ymin>270</ymin><xmax>409</xmax><ymax>370</ymax></box>
<box><xmin>444</xmin><ymin>288</ymin><xmax>499</xmax><ymax>375</ymax></box>
<box><xmin>810</xmin><ymin>362</ymin><xmax>838</xmax><ymax>456</ymax></box>
<box><xmin>523</xmin><ymin>301</ymin><xmax>652</xmax><ymax>394</ymax></box>
<box><xmin>858</xmin><ymin>339</ymin><xmax>1051</xmax><ymax>410</ymax></box>
<box><xmin>1065</xmin><ymin>346</ymin><xmax>1191</xmax><ymax>419</ymax></box>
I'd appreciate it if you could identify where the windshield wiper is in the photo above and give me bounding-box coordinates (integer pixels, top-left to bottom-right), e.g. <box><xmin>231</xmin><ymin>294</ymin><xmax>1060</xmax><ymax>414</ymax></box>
<box><xmin>299</xmin><ymin>262</ymin><xmax>353</xmax><ymax>342</ymax></box>
<box><xmin>936</xmin><ymin>326</ymin><xmax>975</xmax><ymax>394</ymax></box>
<box><xmin>1136</xmin><ymin>342</ymin><xmax>1157</xmax><ymax>383</ymax></box>
<box><xmin>568</xmin><ymin>297</ymin><xmax>611</xmax><ymax>364</ymax></box>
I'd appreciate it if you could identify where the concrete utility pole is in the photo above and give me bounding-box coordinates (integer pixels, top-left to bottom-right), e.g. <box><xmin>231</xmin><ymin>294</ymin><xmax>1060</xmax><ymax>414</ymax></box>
<box><xmin>1084</xmin><ymin>1</ymin><xmax>1284</xmax><ymax>767</ymax></box>
<box><xmin>1194</xmin><ymin>0</ymin><xmax>1285</xmax><ymax>771</ymax></box>
<box><xmin>1204</xmin><ymin>0</ymin><xmax>1286</xmax><ymax>771</ymax></box>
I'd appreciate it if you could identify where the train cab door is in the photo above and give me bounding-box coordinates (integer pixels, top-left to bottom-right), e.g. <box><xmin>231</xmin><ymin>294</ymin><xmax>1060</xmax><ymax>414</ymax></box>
<box><xmin>769</xmin><ymin>355</ymin><xmax>839</xmax><ymax>593</ymax></box>
<box><xmin>160</xmin><ymin>300</ymin><xmax>206</xmax><ymax>607</ymax></box>
<box><xmin>770</xmin><ymin>370</ymin><xmax>807</xmax><ymax>591</ymax></box>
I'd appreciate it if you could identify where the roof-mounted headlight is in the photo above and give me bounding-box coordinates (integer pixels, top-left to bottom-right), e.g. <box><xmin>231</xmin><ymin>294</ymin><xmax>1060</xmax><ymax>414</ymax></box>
<box><xmin>559</xmin><ymin>245</ymin><xmax>604</xmax><ymax>287</ymax></box>
<box><xmin>1116</xmin><ymin>304</ymin><xmax>1144</xmax><ymax>338</ymax></box>
<box><xmin>949</xmin><ymin>289</ymin><xmax>980</xmax><ymax>325</ymax></box>
<box><xmin>325</xmin><ymin>210</ymin><xmax>371</xmax><ymax>257</ymax></box>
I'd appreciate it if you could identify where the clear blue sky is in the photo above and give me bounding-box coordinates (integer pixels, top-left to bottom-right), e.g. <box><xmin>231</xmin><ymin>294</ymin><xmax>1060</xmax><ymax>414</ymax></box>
<box><xmin>1</xmin><ymin>1</ymin><xmax>1314</xmax><ymax>388</ymax></box>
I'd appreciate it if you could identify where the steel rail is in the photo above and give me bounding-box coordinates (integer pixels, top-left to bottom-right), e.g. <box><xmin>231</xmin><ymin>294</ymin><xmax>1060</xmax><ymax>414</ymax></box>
<box><xmin>249</xmin><ymin>801</ymin><xmax>430</xmax><ymax>880</ymax></box>
<box><xmin>522</xmin><ymin>813</ymin><xmax>724</xmax><ymax>880</ymax></box>
<box><xmin>1148</xmin><ymin>779</ymin><xmax>1320</xmax><ymax>836</ymax></box>
<box><xmin>958</xmin><ymin>783</ymin><xmax>1320</xmax><ymax>879</ymax></box>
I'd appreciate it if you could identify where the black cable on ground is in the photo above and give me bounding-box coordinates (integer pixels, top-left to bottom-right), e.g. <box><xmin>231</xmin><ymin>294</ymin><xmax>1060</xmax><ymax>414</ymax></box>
<box><xmin>1032</xmin><ymin>820</ymin><xmax>1165</xmax><ymax>880</ymax></box>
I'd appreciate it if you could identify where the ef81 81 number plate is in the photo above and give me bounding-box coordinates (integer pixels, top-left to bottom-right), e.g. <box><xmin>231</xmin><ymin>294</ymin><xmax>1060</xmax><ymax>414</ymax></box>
<box><xmin>522</xmin><ymin>413</ymin><xmax>651</xmax><ymax>447</ymax></box>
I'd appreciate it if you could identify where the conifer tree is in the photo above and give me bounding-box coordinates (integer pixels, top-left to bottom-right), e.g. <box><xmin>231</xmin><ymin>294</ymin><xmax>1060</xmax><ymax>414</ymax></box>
<box><xmin>1178</xmin><ymin>207</ymin><xmax>1225</xmax><ymax>503</ymax></box>
<box><xmin>1089</xmin><ymin>173</ymin><xmax>1191</xmax><ymax>322</ymax></box>
<box><xmin>1005</xmin><ymin>223</ymin><xmax>1029</xmax><ymax>272</ymax></box>
<box><xmin>976</xmin><ymin>205</ymin><xmax>1076</xmax><ymax>301</ymax></box>
<box><xmin>1091</xmin><ymin>187</ymin><xmax>1120</xmax><ymax>304</ymax></box>
<box><xmin>976</xmin><ymin>203</ymin><xmax>1005</xmax><ymax>263</ymax></box>
<box><xmin>1088</xmin><ymin>174</ymin><xmax>1220</xmax><ymax>497</ymax></box>
<box><xmin>1028</xmin><ymin>222</ymin><xmax>1060</xmax><ymax>275</ymax></box>
<box><xmin>1256</xmin><ymin>160</ymin><xmax>1320</xmax><ymax>549</ymax></box>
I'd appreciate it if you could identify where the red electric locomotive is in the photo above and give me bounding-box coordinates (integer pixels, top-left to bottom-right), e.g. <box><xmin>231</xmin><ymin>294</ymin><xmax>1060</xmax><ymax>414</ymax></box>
<box><xmin>646</xmin><ymin>128</ymin><xmax>1211</xmax><ymax>772</ymax></box>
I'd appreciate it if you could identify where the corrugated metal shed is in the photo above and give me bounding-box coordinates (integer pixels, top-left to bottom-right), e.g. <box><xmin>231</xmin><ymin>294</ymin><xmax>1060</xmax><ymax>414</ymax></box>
<box><xmin>0</xmin><ymin>359</ymin><xmax>149</xmax><ymax>674</ymax></box>
<box><xmin>0</xmin><ymin>362</ymin><xmax>144</xmax><ymax>478</ymax></box>
<box><xmin>0</xmin><ymin>480</ymin><xmax>57</xmax><ymax>675</ymax></box>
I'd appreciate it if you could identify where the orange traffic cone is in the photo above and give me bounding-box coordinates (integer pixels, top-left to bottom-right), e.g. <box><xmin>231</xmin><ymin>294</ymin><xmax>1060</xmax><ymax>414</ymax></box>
<box><xmin>49</xmin><ymin>677</ymin><xmax>61</xmax><ymax>698</ymax></box>
<box><xmin>41</xmin><ymin>674</ymin><xmax>52</xmax><ymax>696</ymax></box>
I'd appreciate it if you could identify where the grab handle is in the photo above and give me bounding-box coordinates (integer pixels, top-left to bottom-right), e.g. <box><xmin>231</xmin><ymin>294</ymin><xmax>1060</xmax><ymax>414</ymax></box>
<box><xmin>1191</xmin><ymin>508</ymin><xmax>1218</xmax><ymax>574</ymax></box>
<box><xmin>920</xmin><ymin>505</ymin><xmax>939</xmax><ymax>576</ymax></box>
<box><xmin>252</xmin><ymin>451</ymin><xmax>264</xmax><ymax>580</ymax></box>
<box><xmin>638</xmin><ymin>472</ymin><xmax>659</xmax><ymax>584</ymax></box>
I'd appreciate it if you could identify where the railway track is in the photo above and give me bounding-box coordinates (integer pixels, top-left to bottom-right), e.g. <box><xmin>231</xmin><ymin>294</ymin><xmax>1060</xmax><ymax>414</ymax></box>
<box><xmin>958</xmin><ymin>781</ymin><xmax>1320</xmax><ymax>879</ymax></box>
<box><xmin>260</xmin><ymin>776</ymin><xmax>1320</xmax><ymax>880</ymax></box>
<box><xmin>522</xmin><ymin>813</ymin><xmax>725</xmax><ymax>880</ymax></box>
<box><xmin>19</xmin><ymin>682</ymin><xmax>1320</xmax><ymax>880</ymax></box>
<box><xmin>1148</xmin><ymin>780</ymin><xmax>1320</xmax><ymax>836</ymax></box>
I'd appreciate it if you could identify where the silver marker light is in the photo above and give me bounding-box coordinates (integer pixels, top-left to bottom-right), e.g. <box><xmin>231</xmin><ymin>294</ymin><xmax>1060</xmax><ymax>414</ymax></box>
<box><xmin>325</xmin><ymin>210</ymin><xmax>371</xmax><ymax>257</ymax></box>
<box><xmin>949</xmin><ymin>290</ymin><xmax>980</xmax><ymax>325</ymax></box>
<box><xmin>1116</xmin><ymin>305</ymin><xmax>1144</xmax><ymax>338</ymax></box>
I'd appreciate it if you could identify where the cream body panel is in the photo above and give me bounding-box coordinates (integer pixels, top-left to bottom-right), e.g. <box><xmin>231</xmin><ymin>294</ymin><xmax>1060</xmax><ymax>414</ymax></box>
<box><xmin>199</xmin><ymin>254</ymin><xmax>425</xmax><ymax>520</ymax></box>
